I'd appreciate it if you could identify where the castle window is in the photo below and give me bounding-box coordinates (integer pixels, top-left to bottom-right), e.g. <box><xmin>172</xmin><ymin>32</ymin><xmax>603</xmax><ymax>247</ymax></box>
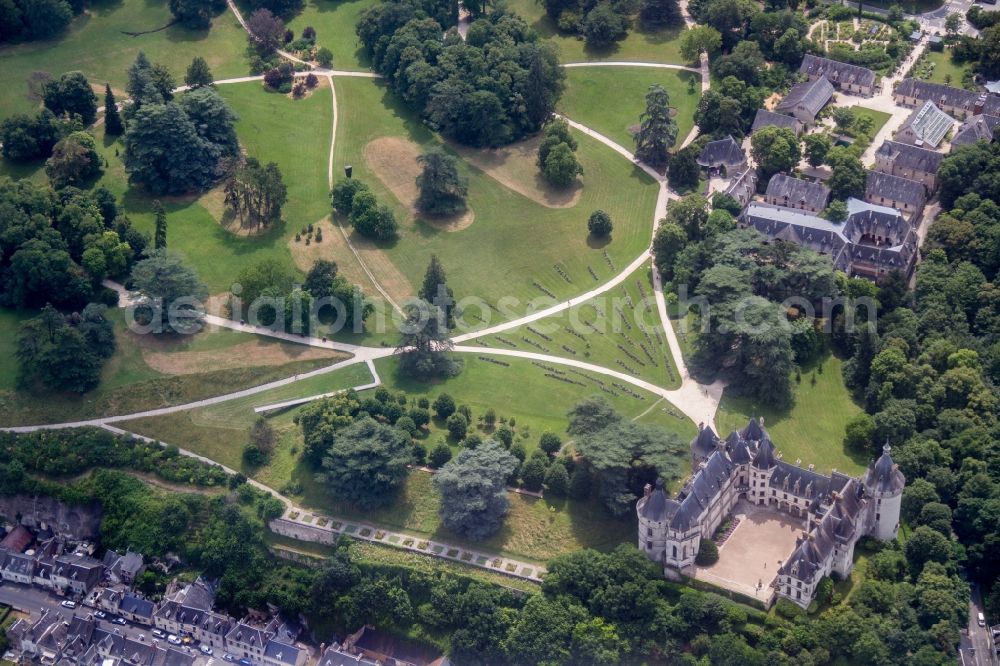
<box><xmin>647</xmin><ymin>527</ymin><xmax>652</xmax><ymax>536</ymax></box>
<box><xmin>672</xmin><ymin>545</ymin><xmax>677</xmax><ymax>558</ymax></box>
<box><xmin>876</xmin><ymin>513</ymin><xmax>880</xmax><ymax>521</ymax></box>
<box><xmin>647</xmin><ymin>541</ymin><xmax>652</xmax><ymax>550</ymax></box>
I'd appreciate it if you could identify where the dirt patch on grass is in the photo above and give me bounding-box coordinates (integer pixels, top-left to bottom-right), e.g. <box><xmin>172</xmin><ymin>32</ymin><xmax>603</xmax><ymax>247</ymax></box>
<box><xmin>141</xmin><ymin>339</ymin><xmax>345</xmax><ymax>375</ymax></box>
<box><xmin>362</xmin><ymin>136</ymin><xmax>475</xmax><ymax>232</ymax></box>
<box><xmin>450</xmin><ymin>134</ymin><xmax>582</xmax><ymax>209</ymax></box>
<box><xmin>764</xmin><ymin>92</ymin><xmax>782</xmax><ymax>111</ymax></box>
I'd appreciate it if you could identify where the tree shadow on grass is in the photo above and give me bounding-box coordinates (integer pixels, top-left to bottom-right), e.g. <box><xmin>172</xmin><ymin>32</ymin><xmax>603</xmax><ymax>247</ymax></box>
<box><xmin>377</xmin><ymin>84</ymin><xmax>435</xmax><ymax>145</ymax></box>
<box><xmin>586</xmin><ymin>233</ymin><xmax>612</xmax><ymax>249</ymax></box>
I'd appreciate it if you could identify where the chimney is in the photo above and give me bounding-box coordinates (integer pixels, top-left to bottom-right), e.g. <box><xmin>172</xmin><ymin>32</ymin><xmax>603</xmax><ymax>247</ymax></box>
<box><xmin>698</xmin><ymin>422</ymin><xmax>704</xmax><ymax>431</ymax></box>
<box><xmin>643</xmin><ymin>483</ymin><xmax>652</xmax><ymax>498</ymax></box>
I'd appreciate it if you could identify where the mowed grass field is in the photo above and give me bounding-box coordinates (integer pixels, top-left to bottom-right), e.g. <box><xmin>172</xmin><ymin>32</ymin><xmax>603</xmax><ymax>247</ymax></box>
<box><xmin>0</xmin><ymin>0</ymin><xmax>249</xmax><ymax>121</ymax></box>
<box><xmin>504</xmin><ymin>0</ymin><xmax>691</xmax><ymax>65</ymax></box>
<box><xmin>331</xmin><ymin>76</ymin><xmax>659</xmax><ymax>322</ymax></box>
<box><xmin>559</xmin><ymin>66</ymin><xmax>700</xmax><ymax>151</ymax></box>
<box><xmin>922</xmin><ymin>48</ymin><xmax>973</xmax><ymax>86</ymax></box>
<box><xmin>479</xmin><ymin>264</ymin><xmax>683</xmax><ymax>390</ymax></box>
<box><xmin>715</xmin><ymin>353</ymin><xmax>867</xmax><ymax>475</ymax></box>
<box><xmin>284</xmin><ymin>0</ymin><xmax>375</xmax><ymax>71</ymax></box>
<box><xmin>0</xmin><ymin>308</ymin><xmax>346</xmax><ymax>426</ymax></box>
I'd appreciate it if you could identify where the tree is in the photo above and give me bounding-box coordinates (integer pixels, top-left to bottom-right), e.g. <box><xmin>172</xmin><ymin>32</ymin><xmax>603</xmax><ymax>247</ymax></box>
<box><xmin>541</xmin><ymin>142</ymin><xmax>584</xmax><ymax>187</ymax></box>
<box><xmin>827</xmin><ymin>151</ymin><xmax>866</xmax><ymax>201</ymax></box>
<box><xmin>223</xmin><ymin>156</ymin><xmax>288</xmax><ymax>228</ymax></box>
<box><xmin>539</xmin><ymin>432</ymin><xmax>562</xmax><ymax>456</ymax></box>
<box><xmin>416</xmin><ymin>148</ymin><xmax>468</xmax><ymax>216</ymax></box>
<box><xmin>247</xmin><ymin>8</ymin><xmax>286</xmax><ymax>53</ymax></box>
<box><xmin>304</xmin><ymin>259</ymin><xmax>338</xmax><ymax>297</ymax></box>
<box><xmin>581</xmin><ymin>3</ymin><xmax>628</xmax><ymax>48</ymax></box>
<box><xmin>446</xmin><ymin>412</ymin><xmax>468</xmax><ymax>440</ymax></box>
<box><xmin>317</xmin><ymin>416</ymin><xmax>412</xmax><ymax>509</ymax></box>
<box><xmin>906</xmin><ymin>526</ymin><xmax>952</xmax><ymax>574</ymax></box>
<box><xmin>695</xmin><ymin>538</ymin><xmax>719</xmax><ymax>565</ymax></box>
<box><xmin>428</xmin><ymin>442</ymin><xmax>453</xmax><ymax>467</ymax></box>
<box><xmin>43</xmin><ymin>71</ymin><xmax>98</xmax><ymax>125</ymax></box>
<box><xmin>634</xmin><ymin>84</ymin><xmax>678</xmax><ymax>171</ymax></box>
<box><xmin>640</xmin><ymin>0</ymin><xmax>682</xmax><ymax>28</ymax></box>
<box><xmin>587</xmin><ymin>209</ymin><xmax>613</xmax><ymax>237</ymax></box>
<box><xmin>178</xmin><ymin>87</ymin><xmax>238</xmax><ymax>157</ymax></box>
<box><xmin>129</xmin><ymin>249</ymin><xmax>208</xmax><ymax>334</ymax></box>
<box><xmin>831</xmin><ymin>106</ymin><xmax>855</xmax><ymax>132</ymax></box>
<box><xmin>521</xmin><ymin>454</ymin><xmax>547</xmax><ymax>491</ymax></box>
<box><xmin>103</xmin><ymin>85</ymin><xmax>123</xmax><ymax>136</ymax></box>
<box><xmin>350</xmin><ymin>190</ymin><xmax>398</xmax><ymax>241</ymax></box>
<box><xmin>803</xmin><ymin>133</ymin><xmax>831</xmax><ymax>168</ymax></box>
<box><xmin>45</xmin><ymin>131</ymin><xmax>101</xmax><ymax>188</ymax></box>
<box><xmin>433</xmin><ymin>392</ymin><xmax>456</xmax><ymax>419</ymax></box>
<box><xmin>679</xmin><ymin>25</ymin><xmax>722</xmax><ymax>61</ymax></box>
<box><xmin>544</xmin><ymin>462</ymin><xmax>569</xmax><ymax>496</ymax></box>
<box><xmin>751</xmin><ymin>126</ymin><xmax>800</xmax><ymax>177</ymax></box>
<box><xmin>419</xmin><ymin>254</ymin><xmax>455</xmax><ymax>326</ymax></box>
<box><xmin>668</xmin><ymin>145</ymin><xmax>701</xmax><ymax>191</ymax></box>
<box><xmin>434</xmin><ymin>441</ymin><xmax>518</xmax><ymax>539</ymax></box>
<box><xmin>665</xmin><ymin>193</ymin><xmax>710</xmax><ymax>239</ymax></box>
<box><xmin>16</xmin><ymin>304</ymin><xmax>111</xmax><ymax>393</ymax></box>
<box><xmin>653</xmin><ymin>221</ymin><xmax>687</xmax><ymax>280</ymax></box>
<box><xmin>945</xmin><ymin>12</ymin><xmax>961</xmax><ymax>37</ymax></box>
<box><xmin>316</xmin><ymin>47</ymin><xmax>334</xmax><ymax>68</ymax></box>
<box><xmin>0</xmin><ymin>110</ymin><xmax>66</xmax><ymax>161</ymax></box>
<box><xmin>396</xmin><ymin>299</ymin><xmax>460</xmax><ymax>378</ymax></box>
<box><xmin>569</xmin><ymin>465</ymin><xmax>592</xmax><ymax>499</ymax></box>
<box><xmin>153</xmin><ymin>200</ymin><xmax>167</xmax><ymax>249</ymax></box>
<box><xmin>123</xmin><ymin>103</ymin><xmax>218</xmax><ymax>195</ymax></box>
<box><xmin>169</xmin><ymin>0</ymin><xmax>225</xmax><ymax>29</ymax></box>
<box><xmin>185</xmin><ymin>56</ymin><xmax>214</xmax><ymax>87</ymax></box>
<box><xmin>823</xmin><ymin>199</ymin><xmax>848</xmax><ymax>222</ymax></box>
<box><xmin>843</xmin><ymin>412</ymin><xmax>875</xmax><ymax>452</ymax></box>
<box><xmin>19</xmin><ymin>0</ymin><xmax>72</xmax><ymax>40</ymax></box>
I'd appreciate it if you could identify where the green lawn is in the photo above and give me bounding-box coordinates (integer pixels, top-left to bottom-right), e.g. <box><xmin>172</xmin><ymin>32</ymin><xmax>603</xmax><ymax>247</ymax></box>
<box><xmin>504</xmin><ymin>0</ymin><xmax>691</xmax><ymax>66</ymax></box>
<box><xmin>0</xmin><ymin>308</ymin><xmax>345</xmax><ymax>426</ymax></box>
<box><xmin>848</xmin><ymin>107</ymin><xmax>892</xmax><ymax>153</ymax></box>
<box><xmin>332</xmin><ymin>76</ymin><xmax>659</xmax><ymax>324</ymax></box>
<box><xmin>715</xmin><ymin>353</ymin><xmax>867</xmax><ymax>475</ymax></box>
<box><xmin>478</xmin><ymin>263</ymin><xmax>683</xmax><ymax>390</ymax></box>
<box><xmin>0</xmin><ymin>0</ymin><xmax>249</xmax><ymax>121</ymax></box>
<box><xmin>559</xmin><ymin>66</ymin><xmax>700</xmax><ymax>151</ymax></box>
<box><xmin>284</xmin><ymin>0</ymin><xmax>375</xmax><ymax>71</ymax></box>
<box><xmin>921</xmin><ymin>48</ymin><xmax>973</xmax><ymax>86</ymax></box>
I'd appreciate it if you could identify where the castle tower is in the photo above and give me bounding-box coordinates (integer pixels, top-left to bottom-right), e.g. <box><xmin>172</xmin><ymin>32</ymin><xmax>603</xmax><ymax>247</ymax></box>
<box><xmin>862</xmin><ymin>444</ymin><xmax>905</xmax><ymax>540</ymax></box>
<box><xmin>637</xmin><ymin>478</ymin><xmax>670</xmax><ymax>563</ymax></box>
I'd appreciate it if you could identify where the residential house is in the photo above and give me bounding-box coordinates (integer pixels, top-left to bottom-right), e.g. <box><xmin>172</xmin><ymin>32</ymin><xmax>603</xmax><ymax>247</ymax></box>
<box><xmin>951</xmin><ymin>114</ymin><xmax>1000</xmax><ymax>147</ymax></box>
<box><xmin>874</xmin><ymin>140</ymin><xmax>945</xmax><ymax>190</ymax></box>
<box><xmin>763</xmin><ymin>174</ymin><xmax>831</xmax><ymax>213</ymax></box>
<box><xmin>864</xmin><ymin>170</ymin><xmax>926</xmax><ymax>222</ymax></box>
<box><xmin>262</xmin><ymin>640</ymin><xmax>307</xmax><ymax>666</ymax></box>
<box><xmin>226</xmin><ymin>620</ymin><xmax>277</xmax><ymax>664</ymax></box>
<box><xmin>317</xmin><ymin>643</ymin><xmax>379</xmax><ymax>666</ymax></box>
<box><xmin>724</xmin><ymin>168</ymin><xmax>758</xmax><ymax>208</ymax></box>
<box><xmin>2</xmin><ymin>551</ymin><xmax>36</xmax><ymax>584</ymax></box>
<box><xmin>154</xmin><ymin>601</ymin><xmax>233</xmax><ymax>649</ymax></box>
<box><xmin>894</xmin><ymin>101</ymin><xmax>954</xmax><ymax>148</ymax></box>
<box><xmin>119</xmin><ymin>592</ymin><xmax>156</xmax><ymax>626</ymax></box>
<box><xmin>0</xmin><ymin>525</ymin><xmax>33</xmax><ymax>552</ymax></box>
<box><xmin>799</xmin><ymin>54</ymin><xmax>877</xmax><ymax>96</ymax></box>
<box><xmin>750</xmin><ymin>109</ymin><xmax>803</xmax><ymax>136</ymax></box>
<box><xmin>102</xmin><ymin>549</ymin><xmax>145</xmax><ymax>585</ymax></box>
<box><xmin>51</xmin><ymin>554</ymin><xmax>103</xmax><ymax>596</ymax></box>
<box><xmin>775</xmin><ymin>76</ymin><xmax>834</xmax><ymax>125</ymax></box>
<box><xmin>696</xmin><ymin>135</ymin><xmax>747</xmax><ymax>173</ymax></box>
<box><xmin>893</xmin><ymin>78</ymin><xmax>1000</xmax><ymax>120</ymax></box>
<box><xmin>740</xmin><ymin>197</ymin><xmax>918</xmax><ymax>281</ymax></box>
<box><xmin>341</xmin><ymin>626</ymin><xmax>447</xmax><ymax>666</ymax></box>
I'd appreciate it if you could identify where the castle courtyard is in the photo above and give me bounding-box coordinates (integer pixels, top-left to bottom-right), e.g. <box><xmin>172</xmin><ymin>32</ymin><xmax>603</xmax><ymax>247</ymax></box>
<box><xmin>692</xmin><ymin>503</ymin><xmax>806</xmax><ymax>603</ymax></box>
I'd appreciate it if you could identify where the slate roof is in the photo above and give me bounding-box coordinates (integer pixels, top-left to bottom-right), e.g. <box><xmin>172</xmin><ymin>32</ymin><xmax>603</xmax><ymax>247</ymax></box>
<box><xmin>751</xmin><ymin>109</ymin><xmax>801</xmax><ymax>134</ymax></box>
<box><xmin>898</xmin><ymin>101</ymin><xmax>954</xmax><ymax>147</ymax></box>
<box><xmin>119</xmin><ymin>594</ymin><xmax>155</xmax><ymax>620</ymax></box>
<box><xmin>864</xmin><ymin>445</ymin><xmax>905</xmax><ymax>494</ymax></box>
<box><xmin>697</xmin><ymin>135</ymin><xmax>746</xmax><ymax>168</ymax></box>
<box><xmin>800</xmin><ymin>54</ymin><xmax>876</xmax><ymax>89</ymax></box>
<box><xmin>4</xmin><ymin>552</ymin><xmax>36</xmax><ymax>577</ymax></box>
<box><xmin>264</xmin><ymin>640</ymin><xmax>301</xmax><ymax>666</ymax></box>
<box><xmin>895</xmin><ymin>78</ymin><xmax>1000</xmax><ymax>115</ymax></box>
<box><xmin>319</xmin><ymin>645</ymin><xmax>379</xmax><ymax>666</ymax></box>
<box><xmin>952</xmin><ymin>114</ymin><xmax>1000</xmax><ymax>146</ymax></box>
<box><xmin>638</xmin><ymin>478</ymin><xmax>675</xmax><ymax>522</ymax></box>
<box><xmin>670</xmin><ymin>451</ymin><xmax>736</xmax><ymax>531</ymax></box>
<box><xmin>775</xmin><ymin>76</ymin><xmax>834</xmax><ymax>120</ymax></box>
<box><xmin>769</xmin><ymin>461</ymin><xmax>832</xmax><ymax>500</ymax></box>
<box><xmin>691</xmin><ymin>424</ymin><xmax>720</xmax><ymax>459</ymax></box>
<box><xmin>875</xmin><ymin>140</ymin><xmax>945</xmax><ymax>174</ymax></box>
<box><xmin>227</xmin><ymin>622</ymin><xmax>271</xmax><ymax>650</ymax></box>
<box><xmin>765</xmin><ymin>174</ymin><xmax>831</xmax><ymax>210</ymax></box>
<box><xmin>779</xmin><ymin>478</ymin><xmax>866</xmax><ymax>582</ymax></box>
<box><xmin>753</xmin><ymin>437</ymin><xmax>778</xmax><ymax>470</ymax></box>
<box><xmin>864</xmin><ymin>170</ymin><xmax>926</xmax><ymax>209</ymax></box>
<box><xmin>741</xmin><ymin>417</ymin><xmax>764</xmax><ymax>441</ymax></box>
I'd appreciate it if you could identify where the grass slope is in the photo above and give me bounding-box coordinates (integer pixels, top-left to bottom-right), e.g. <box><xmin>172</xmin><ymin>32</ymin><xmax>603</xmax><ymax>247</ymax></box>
<box><xmin>715</xmin><ymin>353</ymin><xmax>867</xmax><ymax>475</ymax></box>
<box><xmin>0</xmin><ymin>0</ymin><xmax>249</xmax><ymax>121</ymax></box>
<box><xmin>559</xmin><ymin>66</ymin><xmax>700</xmax><ymax>151</ymax></box>
<box><xmin>478</xmin><ymin>264</ymin><xmax>683</xmax><ymax>390</ymax></box>
<box><xmin>504</xmin><ymin>0</ymin><xmax>691</xmax><ymax>65</ymax></box>
<box><xmin>332</xmin><ymin>76</ymin><xmax>659</xmax><ymax>323</ymax></box>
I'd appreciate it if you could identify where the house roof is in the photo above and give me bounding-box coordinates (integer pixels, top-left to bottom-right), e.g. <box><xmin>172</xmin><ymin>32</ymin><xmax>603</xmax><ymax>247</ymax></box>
<box><xmin>637</xmin><ymin>478</ymin><xmax>675</xmax><ymax>522</ymax></box>
<box><xmin>952</xmin><ymin>113</ymin><xmax>1000</xmax><ymax>146</ymax></box>
<box><xmin>800</xmin><ymin>54</ymin><xmax>876</xmax><ymax>89</ymax></box>
<box><xmin>864</xmin><ymin>445</ymin><xmax>905</xmax><ymax>494</ymax></box>
<box><xmin>899</xmin><ymin>101</ymin><xmax>954</xmax><ymax>147</ymax></box>
<box><xmin>263</xmin><ymin>640</ymin><xmax>301</xmax><ymax>666</ymax></box>
<box><xmin>751</xmin><ymin>109</ymin><xmax>801</xmax><ymax>134</ymax></box>
<box><xmin>864</xmin><ymin>170</ymin><xmax>926</xmax><ymax>208</ymax></box>
<box><xmin>119</xmin><ymin>594</ymin><xmax>155</xmax><ymax>620</ymax></box>
<box><xmin>775</xmin><ymin>76</ymin><xmax>834</xmax><ymax>120</ymax></box>
<box><xmin>875</xmin><ymin>140</ymin><xmax>945</xmax><ymax>174</ymax></box>
<box><xmin>765</xmin><ymin>174</ymin><xmax>831</xmax><ymax>210</ymax></box>
<box><xmin>895</xmin><ymin>78</ymin><xmax>1000</xmax><ymax>115</ymax></box>
<box><xmin>319</xmin><ymin>645</ymin><xmax>379</xmax><ymax>666</ymax></box>
<box><xmin>671</xmin><ymin>451</ymin><xmax>737</xmax><ymax>532</ymax></box>
<box><xmin>696</xmin><ymin>135</ymin><xmax>746</xmax><ymax>168</ymax></box>
<box><xmin>0</xmin><ymin>525</ymin><xmax>33</xmax><ymax>553</ymax></box>
<box><xmin>691</xmin><ymin>424</ymin><xmax>720</xmax><ymax>458</ymax></box>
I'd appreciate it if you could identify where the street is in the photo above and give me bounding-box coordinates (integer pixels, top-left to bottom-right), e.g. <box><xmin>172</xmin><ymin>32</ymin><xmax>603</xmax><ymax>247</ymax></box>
<box><xmin>960</xmin><ymin>584</ymin><xmax>998</xmax><ymax>666</ymax></box>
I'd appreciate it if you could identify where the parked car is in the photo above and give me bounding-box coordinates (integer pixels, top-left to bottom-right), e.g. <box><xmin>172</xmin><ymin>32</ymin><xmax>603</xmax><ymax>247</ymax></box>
<box><xmin>138</xmin><ymin>635</ymin><xmax>146</xmax><ymax>642</ymax></box>
<box><xmin>200</xmin><ymin>646</ymin><xmax>214</xmax><ymax>656</ymax></box>
<box><xmin>112</xmin><ymin>617</ymin><xmax>127</xmax><ymax>625</ymax></box>
<box><xmin>239</xmin><ymin>658</ymin><xmax>253</xmax><ymax>666</ymax></box>
<box><xmin>95</xmin><ymin>611</ymin><xmax>107</xmax><ymax>619</ymax></box>
<box><xmin>168</xmin><ymin>635</ymin><xmax>182</xmax><ymax>646</ymax></box>
<box><xmin>152</xmin><ymin>629</ymin><xmax>166</xmax><ymax>639</ymax></box>
<box><xmin>60</xmin><ymin>601</ymin><xmax>77</xmax><ymax>609</ymax></box>
<box><xmin>978</xmin><ymin>612</ymin><xmax>986</xmax><ymax>627</ymax></box>
<box><xmin>223</xmin><ymin>654</ymin><xmax>235</xmax><ymax>662</ymax></box>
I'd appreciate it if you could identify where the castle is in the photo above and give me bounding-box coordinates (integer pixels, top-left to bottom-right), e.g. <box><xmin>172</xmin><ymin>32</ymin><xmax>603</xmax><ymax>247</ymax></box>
<box><xmin>636</xmin><ymin>418</ymin><xmax>905</xmax><ymax>608</ymax></box>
